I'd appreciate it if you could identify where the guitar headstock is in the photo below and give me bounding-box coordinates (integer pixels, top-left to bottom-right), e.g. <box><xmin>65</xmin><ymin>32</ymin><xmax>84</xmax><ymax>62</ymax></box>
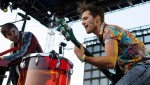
<box><xmin>56</xmin><ymin>19</ymin><xmax>75</xmax><ymax>41</ymax></box>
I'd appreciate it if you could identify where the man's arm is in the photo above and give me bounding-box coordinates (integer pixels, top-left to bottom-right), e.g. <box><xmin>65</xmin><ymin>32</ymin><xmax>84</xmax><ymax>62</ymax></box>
<box><xmin>74</xmin><ymin>39</ymin><xmax>118</xmax><ymax>69</ymax></box>
<box><xmin>3</xmin><ymin>32</ymin><xmax>38</xmax><ymax>61</ymax></box>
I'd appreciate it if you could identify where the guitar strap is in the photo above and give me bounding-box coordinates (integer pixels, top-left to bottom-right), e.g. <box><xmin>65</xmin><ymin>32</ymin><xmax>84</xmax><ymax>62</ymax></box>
<box><xmin>99</xmin><ymin>24</ymin><xmax>105</xmax><ymax>47</ymax></box>
<box><xmin>98</xmin><ymin>23</ymin><xmax>124</xmax><ymax>83</ymax></box>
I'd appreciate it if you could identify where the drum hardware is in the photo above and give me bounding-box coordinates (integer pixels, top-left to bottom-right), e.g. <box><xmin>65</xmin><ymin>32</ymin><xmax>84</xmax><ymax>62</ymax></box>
<box><xmin>20</xmin><ymin>53</ymin><xmax>43</xmax><ymax>69</ymax></box>
<box><xmin>68</xmin><ymin>60</ymin><xmax>73</xmax><ymax>77</ymax></box>
<box><xmin>20</xmin><ymin>54</ymin><xmax>30</xmax><ymax>69</ymax></box>
<box><xmin>50</xmin><ymin>50</ymin><xmax>58</xmax><ymax>59</ymax></box>
<box><xmin>56</xmin><ymin>56</ymin><xmax>61</xmax><ymax>68</ymax></box>
<box><xmin>20</xmin><ymin>60</ymin><xmax>25</xmax><ymax>69</ymax></box>
<box><xmin>70</xmin><ymin>69</ymin><xmax>73</xmax><ymax>76</ymax></box>
<box><xmin>56</xmin><ymin>57</ymin><xmax>61</xmax><ymax>85</ymax></box>
<box><xmin>59</xmin><ymin>42</ymin><xmax>67</xmax><ymax>57</ymax></box>
<box><xmin>35</xmin><ymin>58</ymin><xmax>39</xmax><ymax>66</ymax></box>
<box><xmin>35</xmin><ymin>54</ymin><xmax>41</xmax><ymax>66</ymax></box>
<box><xmin>55</xmin><ymin>54</ymin><xmax>61</xmax><ymax>85</ymax></box>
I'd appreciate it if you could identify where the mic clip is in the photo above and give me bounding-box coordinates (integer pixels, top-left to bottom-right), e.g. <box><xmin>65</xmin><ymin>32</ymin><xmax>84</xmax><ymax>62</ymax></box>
<box><xmin>17</xmin><ymin>12</ymin><xmax>31</xmax><ymax>20</ymax></box>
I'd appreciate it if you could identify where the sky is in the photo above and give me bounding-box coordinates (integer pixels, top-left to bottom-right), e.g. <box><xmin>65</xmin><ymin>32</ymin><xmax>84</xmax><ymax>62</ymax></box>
<box><xmin>0</xmin><ymin>2</ymin><xmax>150</xmax><ymax>85</ymax></box>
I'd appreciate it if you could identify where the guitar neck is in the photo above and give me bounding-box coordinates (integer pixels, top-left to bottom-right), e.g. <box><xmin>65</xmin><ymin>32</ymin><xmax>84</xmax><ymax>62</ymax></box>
<box><xmin>71</xmin><ymin>39</ymin><xmax>114</xmax><ymax>81</ymax></box>
<box><xmin>71</xmin><ymin>39</ymin><xmax>92</xmax><ymax>56</ymax></box>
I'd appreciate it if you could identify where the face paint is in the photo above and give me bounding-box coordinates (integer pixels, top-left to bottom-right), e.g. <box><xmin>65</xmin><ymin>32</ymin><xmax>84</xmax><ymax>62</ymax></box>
<box><xmin>87</xmin><ymin>19</ymin><xmax>94</xmax><ymax>25</ymax></box>
<box><xmin>82</xmin><ymin>11</ymin><xmax>97</xmax><ymax>34</ymax></box>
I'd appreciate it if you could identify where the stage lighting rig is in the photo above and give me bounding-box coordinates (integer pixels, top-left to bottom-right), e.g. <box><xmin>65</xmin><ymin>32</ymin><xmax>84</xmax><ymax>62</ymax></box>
<box><xmin>0</xmin><ymin>0</ymin><xmax>10</xmax><ymax>12</ymax></box>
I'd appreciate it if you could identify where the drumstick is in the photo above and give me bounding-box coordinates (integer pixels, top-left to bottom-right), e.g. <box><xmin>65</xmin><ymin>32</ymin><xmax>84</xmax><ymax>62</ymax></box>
<box><xmin>0</xmin><ymin>47</ymin><xmax>18</xmax><ymax>56</ymax></box>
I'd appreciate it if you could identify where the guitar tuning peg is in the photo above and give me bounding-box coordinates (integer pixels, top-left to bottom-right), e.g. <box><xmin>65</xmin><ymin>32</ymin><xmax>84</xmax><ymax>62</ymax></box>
<box><xmin>67</xmin><ymin>27</ymin><xmax>72</xmax><ymax>30</ymax></box>
<box><xmin>62</xmin><ymin>22</ymin><xmax>65</xmax><ymax>25</ymax></box>
<box><xmin>66</xmin><ymin>32</ymin><xmax>70</xmax><ymax>37</ymax></box>
<box><xmin>56</xmin><ymin>26</ymin><xmax>61</xmax><ymax>31</ymax></box>
<box><xmin>62</xmin><ymin>22</ymin><xmax>68</xmax><ymax>26</ymax></box>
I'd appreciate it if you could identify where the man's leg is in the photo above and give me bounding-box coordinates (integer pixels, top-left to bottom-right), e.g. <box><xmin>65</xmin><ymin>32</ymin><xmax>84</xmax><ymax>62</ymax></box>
<box><xmin>0</xmin><ymin>67</ymin><xmax>7</xmax><ymax>85</ymax></box>
<box><xmin>9</xmin><ymin>66</ymin><xmax>19</xmax><ymax>85</ymax></box>
<box><xmin>116</xmin><ymin>64</ymin><xmax>150</xmax><ymax>85</ymax></box>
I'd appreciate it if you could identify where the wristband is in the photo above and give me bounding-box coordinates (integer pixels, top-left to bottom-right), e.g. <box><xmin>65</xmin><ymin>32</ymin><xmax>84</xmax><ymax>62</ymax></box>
<box><xmin>80</xmin><ymin>54</ymin><xmax>86</xmax><ymax>62</ymax></box>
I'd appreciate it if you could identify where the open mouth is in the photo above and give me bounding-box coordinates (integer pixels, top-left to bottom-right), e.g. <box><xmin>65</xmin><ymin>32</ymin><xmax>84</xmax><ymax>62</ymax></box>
<box><xmin>84</xmin><ymin>25</ymin><xmax>88</xmax><ymax>29</ymax></box>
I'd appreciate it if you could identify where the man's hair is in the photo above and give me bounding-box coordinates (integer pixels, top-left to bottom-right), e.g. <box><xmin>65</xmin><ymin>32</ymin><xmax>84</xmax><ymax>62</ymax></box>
<box><xmin>77</xmin><ymin>2</ymin><xmax>104</xmax><ymax>22</ymax></box>
<box><xmin>1</xmin><ymin>23</ymin><xmax>18</xmax><ymax>37</ymax></box>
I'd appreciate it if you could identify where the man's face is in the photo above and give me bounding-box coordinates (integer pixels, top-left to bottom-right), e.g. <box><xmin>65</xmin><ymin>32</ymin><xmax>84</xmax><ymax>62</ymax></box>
<box><xmin>81</xmin><ymin>11</ymin><xmax>97</xmax><ymax>34</ymax></box>
<box><xmin>5</xmin><ymin>27</ymin><xmax>20</xmax><ymax>42</ymax></box>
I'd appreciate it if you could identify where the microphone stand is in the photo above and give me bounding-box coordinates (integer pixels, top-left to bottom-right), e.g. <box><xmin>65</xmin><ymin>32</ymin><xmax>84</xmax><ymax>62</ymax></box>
<box><xmin>59</xmin><ymin>42</ymin><xmax>67</xmax><ymax>57</ymax></box>
<box><xmin>0</xmin><ymin>14</ymin><xmax>29</xmax><ymax>32</ymax></box>
<box><xmin>18</xmin><ymin>13</ymin><xmax>30</xmax><ymax>32</ymax></box>
<box><xmin>0</xmin><ymin>19</ymin><xmax>24</xmax><ymax>27</ymax></box>
<box><xmin>21</xmin><ymin>19</ymin><xmax>26</xmax><ymax>32</ymax></box>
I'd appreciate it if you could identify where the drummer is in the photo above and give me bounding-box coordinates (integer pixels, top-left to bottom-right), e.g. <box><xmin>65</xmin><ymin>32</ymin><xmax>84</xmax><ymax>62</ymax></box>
<box><xmin>0</xmin><ymin>23</ymin><xmax>43</xmax><ymax>84</ymax></box>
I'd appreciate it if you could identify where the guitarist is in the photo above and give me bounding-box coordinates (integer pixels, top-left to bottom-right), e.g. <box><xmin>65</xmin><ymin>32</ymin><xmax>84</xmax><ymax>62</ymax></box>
<box><xmin>0</xmin><ymin>23</ymin><xmax>43</xmax><ymax>85</ymax></box>
<box><xmin>74</xmin><ymin>2</ymin><xmax>150</xmax><ymax>85</ymax></box>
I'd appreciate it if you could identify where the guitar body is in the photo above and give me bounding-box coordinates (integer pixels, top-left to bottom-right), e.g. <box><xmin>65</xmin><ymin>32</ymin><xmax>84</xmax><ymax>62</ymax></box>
<box><xmin>57</xmin><ymin>19</ymin><xmax>124</xmax><ymax>85</ymax></box>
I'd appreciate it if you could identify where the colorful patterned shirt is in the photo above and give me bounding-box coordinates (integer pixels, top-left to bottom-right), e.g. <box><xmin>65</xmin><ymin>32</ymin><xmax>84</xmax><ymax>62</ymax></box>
<box><xmin>101</xmin><ymin>24</ymin><xmax>150</xmax><ymax>73</ymax></box>
<box><xmin>4</xmin><ymin>32</ymin><xmax>43</xmax><ymax>61</ymax></box>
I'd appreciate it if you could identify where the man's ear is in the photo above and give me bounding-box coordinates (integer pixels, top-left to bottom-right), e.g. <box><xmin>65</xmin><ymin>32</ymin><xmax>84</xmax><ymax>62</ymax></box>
<box><xmin>95</xmin><ymin>15</ymin><xmax>100</xmax><ymax>22</ymax></box>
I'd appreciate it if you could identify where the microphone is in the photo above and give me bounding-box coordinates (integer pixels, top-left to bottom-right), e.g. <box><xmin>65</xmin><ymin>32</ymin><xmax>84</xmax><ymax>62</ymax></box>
<box><xmin>17</xmin><ymin>12</ymin><xmax>31</xmax><ymax>20</ymax></box>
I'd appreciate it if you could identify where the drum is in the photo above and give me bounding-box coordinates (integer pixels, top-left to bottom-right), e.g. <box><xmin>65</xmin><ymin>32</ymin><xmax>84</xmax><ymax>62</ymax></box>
<box><xmin>18</xmin><ymin>53</ymin><xmax>73</xmax><ymax>85</ymax></box>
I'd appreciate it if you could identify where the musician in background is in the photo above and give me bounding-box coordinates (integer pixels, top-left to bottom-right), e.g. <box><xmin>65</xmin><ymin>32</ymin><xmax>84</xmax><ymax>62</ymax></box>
<box><xmin>74</xmin><ymin>2</ymin><xmax>150</xmax><ymax>85</ymax></box>
<box><xmin>0</xmin><ymin>23</ymin><xmax>43</xmax><ymax>85</ymax></box>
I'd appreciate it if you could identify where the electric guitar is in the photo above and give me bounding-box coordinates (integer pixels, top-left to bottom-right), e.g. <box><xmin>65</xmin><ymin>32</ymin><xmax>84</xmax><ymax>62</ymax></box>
<box><xmin>56</xmin><ymin>19</ymin><xmax>124</xmax><ymax>85</ymax></box>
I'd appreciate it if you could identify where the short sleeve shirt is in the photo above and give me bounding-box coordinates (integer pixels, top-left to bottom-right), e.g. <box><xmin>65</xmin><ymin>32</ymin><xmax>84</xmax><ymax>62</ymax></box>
<box><xmin>101</xmin><ymin>25</ymin><xmax>150</xmax><ymax>73</ymax></box>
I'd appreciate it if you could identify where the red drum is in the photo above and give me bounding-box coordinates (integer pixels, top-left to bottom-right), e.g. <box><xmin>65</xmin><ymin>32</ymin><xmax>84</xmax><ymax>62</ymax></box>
<box><xmin>18</xmin><ymin>53</ymin><xmax>73</xmax><ymax>85</ymax></box>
